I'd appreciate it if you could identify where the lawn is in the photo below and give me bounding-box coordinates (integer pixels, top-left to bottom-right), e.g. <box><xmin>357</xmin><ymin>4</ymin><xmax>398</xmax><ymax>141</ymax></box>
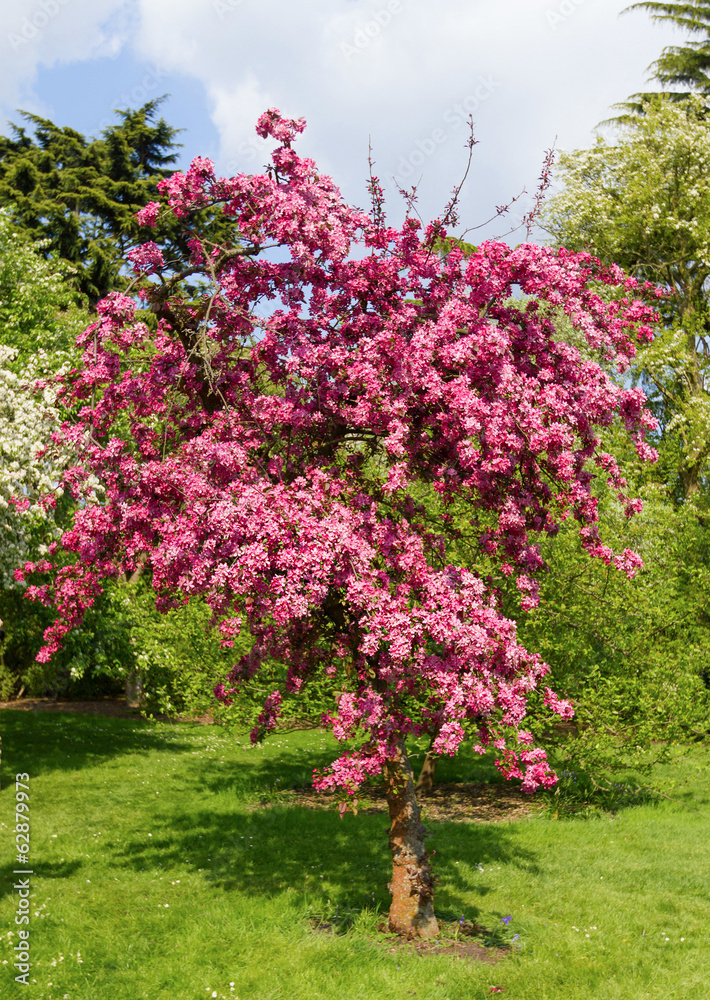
<box><xmin>0</xmin><ymin>709</ymin><xmax>708</xmax><ymax>1000</ymax></box>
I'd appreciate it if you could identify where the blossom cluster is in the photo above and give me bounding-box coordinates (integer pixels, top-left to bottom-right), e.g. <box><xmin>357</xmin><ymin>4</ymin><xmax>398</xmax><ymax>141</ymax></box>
<box><xmin>24</xmin><ymin>109</ymin><xmax>659</xmax><ymax>794</ymax></box>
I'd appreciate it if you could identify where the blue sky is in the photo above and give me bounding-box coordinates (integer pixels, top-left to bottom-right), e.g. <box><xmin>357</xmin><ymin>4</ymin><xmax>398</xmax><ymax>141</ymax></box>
<box><xmin>30</xmin><ymin>54</ymin><xmax>221</xmax><ymax>165</ymax></box>
<box><xmin>0</xmin><ymin>0</ymin><xmax>682</xmax><ymax>239</ymax></box>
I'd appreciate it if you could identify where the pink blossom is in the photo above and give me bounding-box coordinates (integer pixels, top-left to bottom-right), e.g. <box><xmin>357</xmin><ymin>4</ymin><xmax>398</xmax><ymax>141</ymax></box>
<box><xmin>127</xmin><ymin>242</ymin><xmax>165</xmax><ymax>275</ymax></box>
<box><xmin>613</xmin><ymin>548</ymin><xmax>644</xmax><ymax>578</ymax></box>
<box><xmin>543</xmin><ymin>688</ymin><xmax>575</xmax><ymax>720</ymax></box>
<box><xmin>136</xmin><ymin>201</ymin><xmax>161</xmax><ymax>227</ymax></box>
<box><xmin>255</xmin><ymin>108</ymin><xmax>307</xmax><ymax>145</ymax></box>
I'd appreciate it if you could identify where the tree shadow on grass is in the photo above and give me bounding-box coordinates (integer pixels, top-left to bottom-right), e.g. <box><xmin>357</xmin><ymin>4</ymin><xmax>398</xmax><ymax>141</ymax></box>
<box><xmin>179</xmin><ymin>739</ymin><xmax>344</xmax><ymax>799</ymax></box>
<box><xmin>109</xmin><ymin>796</ymin><xmax>540</xmax><ymax>931</ymax></box>
<box><xmin>0</xmin><ymin>710</ymin><xmax>195</xmax><ymax>780</ymax></box>
<box><xmin>0</xmin><ymin>858</ymin><xmax>83</xmax><ymax>904</ymax></box>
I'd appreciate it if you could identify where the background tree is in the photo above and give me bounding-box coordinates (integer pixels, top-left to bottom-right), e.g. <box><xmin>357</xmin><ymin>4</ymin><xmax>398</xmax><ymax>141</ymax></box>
<box><xmin>22</xmin><ymin>110</ymin><xmax>659</xmax><ymax>937</ymax></box>
<box><xmin>0</xmin><ymin>211</ymin><xmax>85</xmax><ymax>592</ymax></box>
<box><xmin>526</xmin><ymin>96</ymin><xmax>710</xmax><ymax>778</ymax></box>
<box><xmin>543</xmin><ymin>95</ymin><xmax>710</xmax><ymax>500</ymax></box>
<box><xmin>623</xmin><ymin>0</ymin><xmax>710</xmax><ymax>106</ymax></box>
<box><xmin>0</xmin><ymin>99</ymin><xmax>241</xmax><ymax>308</ymax></box>
<box><xmin>0</xmin><ymin>210</ymin><xmax>88</xmax><ymax>369</ymax></box>
<box><xmin>0</xmin><ymin>211</ymin><xmax>137</xmax><ymax>699</ymax></box>
<box><xmin>0</xmin><ymin>99</ymin><xmax>182</xmax><ymax>305</ymax></box>
<box><xmin>507</xmin><ymin>475</ymin><xmax>710</xmax><ymax>774</ymax></box>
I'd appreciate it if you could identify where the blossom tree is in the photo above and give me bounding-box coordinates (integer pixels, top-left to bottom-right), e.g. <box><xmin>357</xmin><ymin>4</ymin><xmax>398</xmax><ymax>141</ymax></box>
<box><xmin>21</xmin><ymin>110</ymin><xmax>658</xmax><ymax>938</ymax></box>
<box><xmin>0</xmin><ymin>211</ymin><xmax>86</xmax><ymax>588</ymax></box>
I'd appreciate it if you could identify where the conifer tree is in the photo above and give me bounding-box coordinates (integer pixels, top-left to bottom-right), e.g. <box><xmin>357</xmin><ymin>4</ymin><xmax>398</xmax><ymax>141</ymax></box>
<box><xmin>0</xmin><ymin>99</ymin><xmax>201</xmax><ymax>306</ymax></box>
<box><xmin>623</xmin><ymin>1</ymin><xmax>710</xmax><ymax>108</ymax></box>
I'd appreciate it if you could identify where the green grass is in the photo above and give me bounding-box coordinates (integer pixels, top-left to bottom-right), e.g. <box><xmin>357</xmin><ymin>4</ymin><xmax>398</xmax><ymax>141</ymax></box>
<box><xmin>1</xmin><ymin>711</ymin><xmax>709</xmax><ymax>999</ymax></box>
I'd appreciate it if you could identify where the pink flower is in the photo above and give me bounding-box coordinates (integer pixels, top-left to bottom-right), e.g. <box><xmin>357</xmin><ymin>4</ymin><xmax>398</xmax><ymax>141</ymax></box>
<box><xmin>256</xmin><ymin>108</ymin><xmax>307</xmax><ymax>145</ymax></box>
<box><xmin>127</xmin><ymin>242</ymin><xmax>165</xmax><ymax>275</ymax></box>
<box><xmin>136</xmin><ymin>201</ymin><xmax>161</xmax><ymax>228</ymax></box>
<box><xmin>543</xmin><ymin>688</ymin><xmax>574</xmax><ymax>720</ymax></box>
<box><xmin>613</xmin><ymin>548</ymin><xmax>644</xmax><ymax>578</ymax></box>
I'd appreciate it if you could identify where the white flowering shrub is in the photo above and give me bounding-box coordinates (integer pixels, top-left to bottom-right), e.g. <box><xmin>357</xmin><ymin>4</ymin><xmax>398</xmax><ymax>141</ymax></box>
<box><xmin>0</xmin><ymin>212</ymin><xmax>88</xmax><ymax>370</ymax></box>
<box><xmin>0</xmin><ymin>215</ymin><xmax>126</xmax><ymax>697</ymax></box>
<box><xmin>0</xmin><ymin>344</ymin><xmax>70</xmax><ymax>587</ymax></box>
<box><xmin>0</xmin><ymin>211</ymin><xmax>92</xmax><ymax>591</ymax></box>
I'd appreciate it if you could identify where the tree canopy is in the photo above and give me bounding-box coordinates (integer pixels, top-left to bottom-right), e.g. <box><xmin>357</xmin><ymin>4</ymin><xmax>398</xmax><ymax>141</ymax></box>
<box><xmin>624</xmin><ymin>1</ymin><xmax>710</xmax><ymax>101</ymax></box>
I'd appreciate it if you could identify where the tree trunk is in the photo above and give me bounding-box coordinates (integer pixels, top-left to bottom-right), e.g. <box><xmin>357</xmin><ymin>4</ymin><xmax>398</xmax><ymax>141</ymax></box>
<box><xmin>680</xmin><ymin>460</ymin><xmax>700</xmax><ymax>499</ymax></box>
<box><xmin>126</xmin><ymin>671</ymin><xmax>145</xmax><ymax>708</ymax></box>
<box><xmin>384</xmin><ymin>738</ymin><xmax>439</xmax><ymax>938</ymax></box>
<box><xmin>415</xmin><ymin>748</ymin><xmax>439</xmax><ymax>797</ymax></box>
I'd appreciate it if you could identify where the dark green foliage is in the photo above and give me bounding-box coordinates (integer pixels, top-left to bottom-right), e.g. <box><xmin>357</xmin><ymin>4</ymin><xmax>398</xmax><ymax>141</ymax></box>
<box><xmin>0</xmin><ymin>98</ymin><xmax>252</xmax><ymax>308</ymax></box>
<box><xmin>0</xmin><ymin>99</ymin><xmax>182</xmax><ymax>305</ymax></box>
<box><xmin>0</xmin><ymin>580</ymin><xmax>133</xmax><ymax>700</ymax></box>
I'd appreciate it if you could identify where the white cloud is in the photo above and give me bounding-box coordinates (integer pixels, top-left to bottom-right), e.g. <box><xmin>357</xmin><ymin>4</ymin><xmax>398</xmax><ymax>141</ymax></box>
<box><xmin>210</xmin><ymin>75</ymin><xmax>276</xmax><ymax>175</ymax></box>
<box><xmin>0</xmin><ymin>0</ymin><xmax>684</xmax><ymax>236</ymax></box>
<box><xmin>130</xmin><ymin>0</ymin><xmax>682</xmax><ymax>232</ymax></box>
<box><xmin>0</xmin><ymin>0</ymin><xmax>133</xmax><ymax>115</ymax></box>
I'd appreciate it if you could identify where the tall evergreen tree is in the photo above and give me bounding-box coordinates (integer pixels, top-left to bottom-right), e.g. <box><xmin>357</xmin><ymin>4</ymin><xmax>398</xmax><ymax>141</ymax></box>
<box><xmin>623</xmin><ymin>1</ymin><xmax>710</xmax><ymax>108</ymax></box>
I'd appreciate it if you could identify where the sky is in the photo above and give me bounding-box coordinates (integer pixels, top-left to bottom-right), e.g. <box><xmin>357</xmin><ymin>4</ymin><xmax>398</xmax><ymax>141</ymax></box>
<box><xmin>0</xmin><ymin>0</ymin><xmax>683</xmax><ymax>240</ymax></box>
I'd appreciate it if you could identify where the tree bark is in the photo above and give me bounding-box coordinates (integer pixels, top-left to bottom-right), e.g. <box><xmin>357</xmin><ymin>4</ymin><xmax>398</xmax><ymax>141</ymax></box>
<box><xmin>384</xmin><ymin>738</ymin><xmax>439</xmax><ymax>938</ymax></box>
<box><xmin>125</xmin><ymin>670</ymin><xmax>145</xmax><ymax>709</ymax></box>
<box><xmin>680</xmin><ymin>460</ymin><xmax>700</xmax><ymax>499</ymax></box>
<box><xmin>415</xmin><ymin>747</ymin><xmax>439</xmax><ymax>797</ymax></box>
